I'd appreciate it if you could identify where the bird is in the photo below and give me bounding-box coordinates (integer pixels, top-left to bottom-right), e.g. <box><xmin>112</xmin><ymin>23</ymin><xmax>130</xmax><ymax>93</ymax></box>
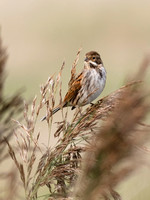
<box><xmin>41</xmin><ymin>51</ymin><xmax>106</xmax><ymax>121</ymax></box>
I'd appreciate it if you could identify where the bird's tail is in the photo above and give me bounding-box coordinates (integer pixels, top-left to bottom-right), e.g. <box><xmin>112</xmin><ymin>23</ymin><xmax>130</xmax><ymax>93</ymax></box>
<box><xmin>40</xmin><ymin>105</ymin><xmax>62</xmax><ymax>121</ymax></box>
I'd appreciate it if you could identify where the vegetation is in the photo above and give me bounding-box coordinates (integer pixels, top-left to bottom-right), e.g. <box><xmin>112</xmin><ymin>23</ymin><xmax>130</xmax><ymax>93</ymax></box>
<box><xmin>1</xmin><ymin>35</ymin><xmax>150</xmax><ymax>200</ymax></box>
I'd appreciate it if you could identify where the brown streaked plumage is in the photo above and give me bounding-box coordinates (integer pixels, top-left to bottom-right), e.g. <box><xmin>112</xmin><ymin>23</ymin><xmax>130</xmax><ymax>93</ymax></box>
<box><xmin>41</xmin><ymin>51</ymin><xmax>106</xmax><ymax>121</ymax></box>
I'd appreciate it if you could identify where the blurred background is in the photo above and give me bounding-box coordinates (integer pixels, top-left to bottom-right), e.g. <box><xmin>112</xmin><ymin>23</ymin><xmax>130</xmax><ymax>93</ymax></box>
<box><xmin>0</xmin><ymin>0</ymin><xmax>150</xmax><ymax>199</ymax></box>
<box><xmin>0</xmin><ymin>0</ymin><xmax>150</xmax><ymax>99</ymax></box>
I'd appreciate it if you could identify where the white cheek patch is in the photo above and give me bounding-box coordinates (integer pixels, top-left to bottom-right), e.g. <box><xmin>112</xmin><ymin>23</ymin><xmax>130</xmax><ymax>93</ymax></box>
<box><xmin>89</xmin><ymin>60</ymin><xmax>98</xmax><ymax>67</ymax></box>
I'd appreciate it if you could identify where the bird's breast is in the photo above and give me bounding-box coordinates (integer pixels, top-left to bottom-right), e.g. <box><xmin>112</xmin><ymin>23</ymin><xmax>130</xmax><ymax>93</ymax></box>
<box><xmin>78</xmin><ymin>66</ymin><xmax>106</xmax><ymax>105</ymax></box>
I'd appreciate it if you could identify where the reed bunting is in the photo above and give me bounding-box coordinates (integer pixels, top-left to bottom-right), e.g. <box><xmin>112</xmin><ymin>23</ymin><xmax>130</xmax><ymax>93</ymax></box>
<box><xmin>41</xmin><ymin>51</ymin><xmax>106</xmax><ymax>121</ymax></box>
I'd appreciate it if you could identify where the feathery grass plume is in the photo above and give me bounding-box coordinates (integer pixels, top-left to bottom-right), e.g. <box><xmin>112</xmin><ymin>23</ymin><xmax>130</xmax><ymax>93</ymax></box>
<box><xmin>29</xmin><ymin>51</ymin><xmax>83</xmax><ymax>199</ymax></box>
<box><xmin>0</xmin><ymin>34</ymin><xmax>23</xmax><ymax>200</ymax></box>
<box><xmin>5</xmin><ymin>55</ymin><xmax>68</xmax><ymax>199</ymax></box>
<box><xmin>0</xmin><ymin>34</ymin><xmax>23</xmax><ymax>159</ymax></box>
<box><xmin>68</xmin><ymin>48</ymin><xmax>82</xmax><ymax>87</ymax></box>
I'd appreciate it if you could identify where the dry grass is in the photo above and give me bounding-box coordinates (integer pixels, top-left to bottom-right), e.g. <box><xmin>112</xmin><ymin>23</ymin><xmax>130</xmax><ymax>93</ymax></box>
<box><xmin>1</xmin><ymin>35</ymin><xmax>150</xmax><ymax>200</ymax></box>
<box><xmin>0</xmin><ymin>35</ymin><xmax>23</xmax><ymax>200</ymax></box>
<box><xmin>0</xmin><ymin>35</ymin><xmax>23</xmax><ymax>161</ymax></box>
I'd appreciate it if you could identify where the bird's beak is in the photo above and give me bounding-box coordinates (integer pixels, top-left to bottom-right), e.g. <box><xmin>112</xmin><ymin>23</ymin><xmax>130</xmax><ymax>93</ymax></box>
<box><xmin>84</xmin><ymin>57</ymin><xmax>88</xmax><ymax>62</ymax></box>
<box><xmin>89</xmin><ymin>60</ymin><xmax>98</xmax><ymax>67</ymax></box>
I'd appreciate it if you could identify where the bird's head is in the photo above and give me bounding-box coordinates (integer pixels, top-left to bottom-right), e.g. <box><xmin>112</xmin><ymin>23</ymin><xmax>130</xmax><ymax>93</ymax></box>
<box><xmin>84</xmin><ymin>51</ymin><xmax>102</xmax><ymax>68</ymax></box>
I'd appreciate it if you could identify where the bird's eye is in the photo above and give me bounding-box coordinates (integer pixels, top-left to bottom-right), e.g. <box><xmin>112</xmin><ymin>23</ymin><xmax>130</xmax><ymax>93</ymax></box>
<box><xmin>93</xmin><ymin>56</ymin><xmax>95</xmax><ymax>60</ymax></box>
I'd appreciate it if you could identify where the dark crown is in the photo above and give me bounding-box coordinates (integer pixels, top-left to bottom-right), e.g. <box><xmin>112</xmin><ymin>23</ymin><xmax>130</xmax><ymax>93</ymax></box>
<box><xmin>85</xmin><ymin>51</ymin><xmax>102</xmax><ymax>65</ymax></box>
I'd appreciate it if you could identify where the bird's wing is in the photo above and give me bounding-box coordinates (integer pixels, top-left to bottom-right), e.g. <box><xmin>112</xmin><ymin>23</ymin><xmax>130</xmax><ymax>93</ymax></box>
<box><xmin>63</xmin><ymin>72</ymin><xmax>83</xmax><ymax>105</ymax></box>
